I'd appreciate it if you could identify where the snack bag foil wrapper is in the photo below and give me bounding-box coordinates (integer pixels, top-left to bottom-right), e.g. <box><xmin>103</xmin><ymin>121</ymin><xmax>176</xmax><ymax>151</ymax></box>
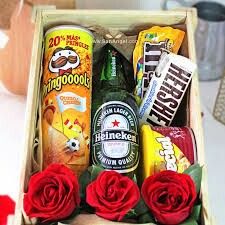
<box><xmin>41</xmin><ymin>26</ymin><xmax>93</xmax><ymax>177</ymax></box>
<box><xmin>133</xmin><ymin>26</ymin><xmax>185</xmax><ymax>103</ymax></box>
<box><xmin>140</xmin><ymin>125</ymin><xmax>196</xmax><ymax>181</ymax></box>
<box><xmin>139</xmin><ymin>52</ymin><xmax>196</xmax><ymax>127</ymax></box>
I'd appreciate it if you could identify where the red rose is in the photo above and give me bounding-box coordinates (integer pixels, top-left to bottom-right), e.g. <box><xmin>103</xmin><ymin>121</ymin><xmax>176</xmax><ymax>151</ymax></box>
<box><xmin>141</xmin><ymin>170</ymin><xmax>197</xmax><ymax>225</ymax></box>
<box><xmin>0</xmin><ymin>195</ymin><xmax>15</xmax><ymax>225</ymax></box>
<box><xmin>23</xmin><ymin>164</ymin><xmax>80</xmax><ymax>222</ymax></box>
<box><xmin>86</xmin><ymin>171</ymin><xmax>140</xmax><ymax>221</ymax></box>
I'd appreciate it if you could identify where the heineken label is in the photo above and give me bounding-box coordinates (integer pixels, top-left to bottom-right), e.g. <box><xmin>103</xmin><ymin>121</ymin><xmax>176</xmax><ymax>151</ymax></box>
<box><xmin>92</xmin><ymin>101</ymin><xmax>139</xmax><ymax>173</ymax></box>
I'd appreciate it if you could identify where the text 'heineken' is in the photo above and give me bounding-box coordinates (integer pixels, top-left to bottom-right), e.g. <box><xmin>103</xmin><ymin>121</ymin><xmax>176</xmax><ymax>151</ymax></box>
<box><xmin>92</xmin><ymin>45</ymin><xmax>139</xmax><ymax>175</ymax></box>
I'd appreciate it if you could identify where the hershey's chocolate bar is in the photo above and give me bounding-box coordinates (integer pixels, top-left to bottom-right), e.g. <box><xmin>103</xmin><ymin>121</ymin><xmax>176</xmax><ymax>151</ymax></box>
<box><xmin>139</xmin><ymin>52</ymin><xmax>196</xmax><ymax>126</ymax></box>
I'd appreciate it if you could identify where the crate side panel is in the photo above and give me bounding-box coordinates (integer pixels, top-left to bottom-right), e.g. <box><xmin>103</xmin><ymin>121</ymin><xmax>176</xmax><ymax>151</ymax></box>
<box><xmin>14</xmin><ymin>12</ymin><xmax>44</xmax><ymax>225</ymax></box>
<box><xmin>41</xmin><ymin>10</ymin><xmax>187</xmax><ymax>32</ymax></box>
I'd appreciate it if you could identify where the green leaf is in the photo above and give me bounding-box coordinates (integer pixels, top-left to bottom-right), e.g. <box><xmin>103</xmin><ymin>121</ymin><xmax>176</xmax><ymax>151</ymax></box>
<box><xmin>79</xmin><ymin>165</ymin><xmax>104</xmax><ymax>211</ymax></box>
<box><xmin>134</xmin><ymin>198</ymin><xmax>150</xmax><ymax>216</ymax></box>
<box><xmin>79</xmin><ymin>165</ymin><xmax>104</xmax><ymax>199</ymax></box>
<box><xmin>123</xmin><ymin>209</ymin><xmax>137</xmax><ymax>220</ymax></box>
<box><xmin>183</xmin><ymin>164</ymin><xmax>202</xmax><ymax>193</ymax></box>
<box><xmin>90</xmin><ymin>165</ymin><xmax>104</xmax><ymax>181</ymax></box>
<box><xmin>79</xmin><ymin>169</ymin><xmax>91</xmax><ymax>200</ymax></box>
<box><xmin>138</xmin><ymin>212</ymin><xmax>155</xmax><ymax>224</ymax></box>
<box><xmin>133</xmin><ymin>174</ymin><xmax>137</xmax><ymax>183</ymax></box>
<box><xmin>180</xmin><ymin>217</ymin><xmax>198</xmax><ymax>225</ymax></box>
<box><xmin>191</xmin><ymin>204</ymin><xmax>202</xmax><ymax>221</ymax></box>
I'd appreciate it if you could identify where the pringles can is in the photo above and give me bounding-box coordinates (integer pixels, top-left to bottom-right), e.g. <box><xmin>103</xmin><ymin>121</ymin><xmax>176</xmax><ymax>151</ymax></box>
<box><xmin>140</xmin><ymin>125</ymin><xmax>197</xmax><ymax>181</ymax></box>
<box><xmin>41</xmin><ymin>25</ymin><xmax>93</xmax><ymax>176</ymax></box>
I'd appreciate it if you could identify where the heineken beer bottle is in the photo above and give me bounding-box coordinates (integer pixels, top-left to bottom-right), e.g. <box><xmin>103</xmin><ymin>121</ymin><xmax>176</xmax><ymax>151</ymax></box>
<box><xmin>92</xmin><ymin>45</ymin><xmax>139</xmax><ymax>176</ymax></box>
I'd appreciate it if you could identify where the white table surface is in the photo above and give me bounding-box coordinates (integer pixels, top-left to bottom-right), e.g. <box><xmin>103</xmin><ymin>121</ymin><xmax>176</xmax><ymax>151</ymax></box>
<box><xmin>0</xmin><ymin>80</ymin><xmax>225</xmax><ymax>225</ymax></box>
<box><xmin>199</xmin><ymin>81</ymin><xmax>225</xmax><ymax>225</ymax></box>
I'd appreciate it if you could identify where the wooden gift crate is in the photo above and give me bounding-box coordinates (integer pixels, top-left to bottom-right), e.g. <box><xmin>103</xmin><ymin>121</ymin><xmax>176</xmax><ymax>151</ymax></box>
<box><xmin>14</xmin><ymin>9</ymin><xmax>213</xmax><ymax>225</ymax></box>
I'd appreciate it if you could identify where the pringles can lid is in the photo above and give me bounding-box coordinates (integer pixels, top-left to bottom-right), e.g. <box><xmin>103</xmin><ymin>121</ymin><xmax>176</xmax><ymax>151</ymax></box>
<box><xmin>45</xmin><ymin>25</ymin><xmax>94</xmax><ymax>38</ymax></box>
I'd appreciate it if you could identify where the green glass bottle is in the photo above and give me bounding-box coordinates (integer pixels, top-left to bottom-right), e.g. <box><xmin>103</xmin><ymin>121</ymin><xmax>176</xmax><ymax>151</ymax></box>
<box><xmin>92</xmin><ymin>44</ymin><xmax>139</xmax><ymax>177</ymax></box>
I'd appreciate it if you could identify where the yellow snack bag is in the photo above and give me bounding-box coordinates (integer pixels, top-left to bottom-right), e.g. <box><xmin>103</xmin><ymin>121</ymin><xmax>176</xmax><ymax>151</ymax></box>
<box><xmin>133</xmin><ymin>26</ymin><xmax>185</xmax><ymax>104</ymax></box>
<box><xmin>140</xmin><ymin>125</ymin><xmax>196</xmax><ymax>182</ymax></box>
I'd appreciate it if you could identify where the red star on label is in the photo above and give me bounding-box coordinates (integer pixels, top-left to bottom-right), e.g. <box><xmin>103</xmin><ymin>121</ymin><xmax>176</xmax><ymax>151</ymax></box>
<box><xmin>112</xmin><ymin>119</ymin><xmax>120</xmax><ymax>127</ymax></box>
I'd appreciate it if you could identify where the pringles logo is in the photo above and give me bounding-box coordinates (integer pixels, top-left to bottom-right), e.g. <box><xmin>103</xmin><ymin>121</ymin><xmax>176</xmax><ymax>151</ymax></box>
<box><xmin>49</xmin><ymin>46</ymin><xmax>80</xmax><ymax>74</ymax></box>
<box><xmin>42</xmin><ymin>46</ymin><xmax>90</xmax><ymax>97</ymax></box>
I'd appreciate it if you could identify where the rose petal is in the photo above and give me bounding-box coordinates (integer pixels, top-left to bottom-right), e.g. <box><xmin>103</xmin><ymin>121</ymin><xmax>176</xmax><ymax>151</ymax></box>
<box><xmin>141</xmin><ymin>170</ymin><xmax>197</xmax><ymax>225</ymax></box>
<box><xmin>86</xmin><ymin>171</ymin><xmax>140</xmax><ymax>221</ymax></box>
<box><xmin>23</xmin><ymin>164</ymin><xmax>80</xmax><ymax>222</ymax></box>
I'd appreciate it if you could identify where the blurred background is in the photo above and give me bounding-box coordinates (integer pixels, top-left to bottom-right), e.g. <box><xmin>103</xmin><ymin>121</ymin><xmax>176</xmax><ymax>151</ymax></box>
<box><xmin>0</xmin><ymin>0</ymin><xmax>224</xmax><ymax>224</ymax></box>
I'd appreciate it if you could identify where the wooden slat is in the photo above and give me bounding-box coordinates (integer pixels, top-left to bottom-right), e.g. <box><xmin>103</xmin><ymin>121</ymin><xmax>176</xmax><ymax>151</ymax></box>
<box><xmin>15</xmin><ymin>9</ymin><xmax>212</xmax><ymax>225</ymax></box>
<box><xmin>186</xmin><ymin>10</ymin><xmax>213</xmax><ymax>225</ymax></box>
<box><xmin>14</xmin><ymin>11</ymin><xmax>44</xmax><ymax>225</ymax></box>
<box><xmin>41</xmin><ymin>10</ymin><xmax>187</xmax><ymax>31</ymax></box>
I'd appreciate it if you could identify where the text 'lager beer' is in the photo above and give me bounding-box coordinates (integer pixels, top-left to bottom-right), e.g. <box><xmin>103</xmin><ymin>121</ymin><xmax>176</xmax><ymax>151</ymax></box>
<box><xmin>92</xmin><ymin>44</ymin><xmax>139</xmax><ymax>177</ymax></box>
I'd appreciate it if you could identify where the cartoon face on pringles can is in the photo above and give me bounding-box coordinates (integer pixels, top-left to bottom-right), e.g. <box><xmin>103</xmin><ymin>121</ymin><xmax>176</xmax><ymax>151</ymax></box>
<box><xmin>41</xmin><ymin>25</ymin><xmax>93</xmax><ymax>176</ymax></box>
